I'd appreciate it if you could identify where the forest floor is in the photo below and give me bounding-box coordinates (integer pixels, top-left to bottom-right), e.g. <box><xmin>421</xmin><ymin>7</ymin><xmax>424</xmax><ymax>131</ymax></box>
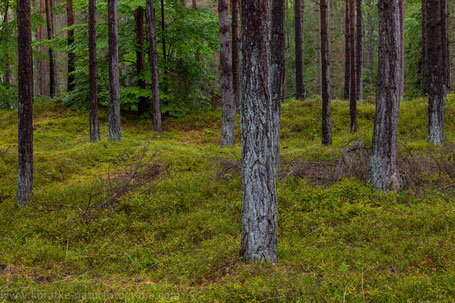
<box><xmin>1</xmin><ymin>97</ymin><xmax>455</xmax><ymax>302</ymax></box>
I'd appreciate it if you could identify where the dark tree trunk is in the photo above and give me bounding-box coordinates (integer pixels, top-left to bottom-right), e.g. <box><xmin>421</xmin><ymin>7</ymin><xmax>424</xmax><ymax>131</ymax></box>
<box><xmin>135</xmin><ymin>7</ymin><xmax>148</xmax><ymax>116</ymax></box>
<box><xmin>367</xmin><ymin>0</ymin><xmax>401</xmax><ymax>191</ymax></box>
<box><xmin>39</xmin><ymin>0</ymin><xmax>47</xmax><ymax>95</ymax></box>
<box><xmin>356</xmin><ymin>0</ymin><xmax>363</xmax><ymax>100</ymax></box>
<box><xmin>399</xmin><ymin>0</ymin><xmax>404</xmax><ymax>97</ymax></box>
<box><xmin>366</xmin><ymin>0</ymin><xmax>374</xmax><ymax>91</ymax></box>
<box><xmin>349</xmin><ymin>0</ymin><xmax>357</xmax><ymax>132</ymax></box>
<box><xmin>160</xmin><ymin>0</ymin><xmax>166</xmax><ymax>61</ymax></box>
<box><xmin>231</xmin><ymin>0</ymin><xmax>240</xmax><ymax>110</ymax></box>
<box><xmin>426</xmin><ymin>0</ymin><xmax>444</xmax><ymax>145</ymax></box>
<box><xmin>16</xmin><ymin>0</ymin><xmax>34</xmax><ymax>205</ymax></box>
<box><xmin>344</xmin><ymin>0</ymin><xmax>351</xmax><ymax>99</ymax></box>
<box><xmin>218</xmin><ymin>0</ymin><xmax>235</xmax><ymax>146</ymax></box>
<box><xmin>88</xmin><ymin>0</ymin><xmax>99</xmax><ymax>142</ymax></box>
<box><xmin>45</xmin><ymin>0</ymin><xmax>56</xmax><ymax>97</ymax></box>
<box><xmin>146</xmin><ymin>0</ymin><xmax>163</xmax><ymax>133</ymax></box>
<box><xmin>271</xmin><ymin>0</ymin><xmax>286</xmax><ymax>172</ymax></box>
<box><xmin>441</xmin><ymin>0</ymin><xmax>449</xmax><ymax>92</ymax></box>
<box><xmin>108</xmin><ymin>0</ymin><xmax>122</xmax><ymax>141</ymax></box>
<box><xmin>320</xmin><ymin>0</ymin><xmax>332</xmax><ymax>145</ymax></box>
<box><xmin>192</xmin><ymin>0</ymin><xmax>196</xmax><ymax>7</ymax></box>
<box><xmin>240</xmin><ymin>0</ymin><xmax>277</xmax><ymax>264</ymax></box>
<box><xmin>295</xmin><ymin>0</ymin><xmax>304</xmax><ymax>100</ymax></box>
<box><xmin>422</xmin><ymin>0</ymin><xmax>427</xmax><ymax>94</ymax></box>
<box><xmin>4</xmin><ymin>8</ymin><xmax>10</xmax><ymax>84</ymax></box>
<box><xmin>67</xmin><ymin>0</ymin><xmax>75</xmax><ymax>92</ymax></box>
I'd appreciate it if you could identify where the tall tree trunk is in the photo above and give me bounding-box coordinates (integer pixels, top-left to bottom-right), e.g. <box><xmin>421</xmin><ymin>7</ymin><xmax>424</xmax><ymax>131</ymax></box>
<box><xmin>107</xmin><ymin>0</ymin><xmax>122</xmax><ymax>141</ymax></box>
<box><xmin>240</xmin><ymin>0</ymin><xmax>277</xmax><ymax>264</ymax></box>
<box><xmin>356</xmin><ymin>0</ymin><xmax>363</xmax><ymax>100</ymax></box>
<box><xmin>344</xmin><ymin>0</ymin><xmax>351</xmax><ymax>99</ymax></box>
<box><xmin>160</xmin><ymin>0</ymin><xmax>166</xmax><ymax>61</ymax></box>
<box><xmin>192</xmin><ymin>0</ymin><xmax>196</xmax><ymax>7</ymax></box>
<box><xmin>135</xmin><ymin>7</ymin><xmax>148</xmax><ymax>116</ymax></box>
<box><xmin>426</xmin><ymin>0</ymin><xmax>444</xmax><ymax>145</ymax></box>
<box><xmin>88</xmin><ymin>0</ymin><xmax>99</xmax><ymax>142</ymax></box>
<box><xmin>422</xmin><ymin>0</ymin><xmax>427</xmax><ymax>94</ymax></box>
<box><xmin>349</xmin><ymin>0</ymin><xmax>357</xmax><ymax>132</ymax></box>
<box><xmin>449</xmin><ymin>0</ymin><xmax>455</xmax><ymax>91</ymax></box>
<box><xmin>16</xmin><ymin>0</ymin><xmax>34</xmax><ymax>205</ymax></box>
<box><xmin>39</xmin><ymin>0</ymin><xmax>47</xmax><ymax>95</ymax></box>
<box><xmin>399</xmin><ymin>0</ymin><xmax>404</xmax><ymax>98</ymax></box>
<box><xmin>4</xmin><ymin>8</ymin><xmax>10</xmax><ymax>84</ymax></box>
<box><xmin>218</xmin><ymin>0</ymin><xmax>235</xmax><ymax>146</ymax></box>
<box><xmin>367</xmin><ymin>0</ymin><xmax>401</xmax><ymax>191</ymax></box>
<box><xmin>45</xmin><ymin>0</ymin><xmax>56</xmax><ymax>97</ymax></box>
<box><xmin>295</xmin><ymin>0</ymin><xmax>304</xmax><ymax>100</ymax></box>
<box><xmin>366</xmin><ymin>0</ymin><xmax>374</xmax><ymax>92</ymax></box>
<box><xmin>441</xmin><ymin>0</ymin><xmax>449</xmax><ymax>92</ymax></box>
<box><xmin>231</xmin><ymin>0</ymin><xmax>240</xmax><ymax>110</ymax></box>
<box><xmin>321</xmin><ymin>0</ymin><xmax>332</xmax><ymax>145</ymax></box>
<box><xmin>146</xmin><ymin>0</ymin><xmax>163</xmax><ymax>133</ymax></box>
<box><xmin>67</xmin><ymin>0</ymin><xmax>75</xmax><ymax>92</ymax></box>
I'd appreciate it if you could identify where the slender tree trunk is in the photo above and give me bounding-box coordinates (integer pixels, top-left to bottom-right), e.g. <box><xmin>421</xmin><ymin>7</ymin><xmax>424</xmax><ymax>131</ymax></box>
<box><xmin>135</xmin><ymin>7</ymin><xmax>148</xmax><ymax>116</ymax></box>
<box><xmin>367</xmin><ymin>0</ymin><xmax>401</xmax><ymax>191</ymax></box>
<box><xmin>321</xmin><ymin>0</ymin><xmax>332</xmax><ymax>145</ymax></box>
<box><xmin>271</xmin><ymin>0</ymin><xmax>286</xmax><ymax>172</ymax></box>
<box><xmin>231</xmin><ymin>0</ymin><xmax>240</xmax><ymax>110</ymax></box>
<box><xmin>88</xmin><ymin>0</ymin><xmax>99</xmax><ymax>142</ymax></box>
<box><xmin>192</xmin><ymin>0</ymin><xmax>196</xmax><ymax>7</ymax></box>
<box><xmin>16</xmin><ymin>0</ymin><xmax>34</xmax><ymax>205</ymax></box>
<box><xmin>349</xmin><ymin>0</ymin><xmax>357</xmax><ymax>132</ymax></box>
<box><xmin>218</xmin><ymin>0</ymin><xmax>235</xmax><ymax>146</ymax></box>
<box><xmin>295</xmin><ymin>0</ymin><xmax>304</xmax><ymax>100</ymax></box>
<box><xmin>356</xmin><ymin>0</ymin><xmax>363</xmax><ymax>100</ymax></box>
<box><xmin>45</xmin><ymin>0</ymin><xmax>56</xmax><ymax>97</ymax></box>
<box><xmin>240</xmin><ymin>0</ymin><xmax>277</xmax><ymax>264</ymax></box>
<box><xmin>422</xmin><ymin>0</ymin><xmax>427</xmax><ymax>94</ymax></box>
<box><xmin>441</xmin><ymin>0</ymin><xmax>449</xmax><ymax>92</ymax></box>
<box><xmin>426</xmin><ymin>0</ymin><xmax>444</xmax><ymax>145</ymax></box>
<box><xmin>4</xmin><ymin>8</ymin><xmax>10</xmax><ymax>84</ymax></box>
<box><xmin>160</xmin><ymin>0</ymin><xmax>166</xmax><ymax>61</ymax></box>
<box><xmin>449</xmin><ymin>0</ymin><xmax>455</xmax><ymax>91</ymax></box>
<box><xmin>366</xmin><ymin>0</ymin><xmax>374</xmax><ymax>92</ymax></box>
<box><xmin>399</xmin><ymin>0</ymin><xmax>404</xmax><ymax>98</ymax></box>
<box><xmin>107</xmin><ymin>0</ymin><xmax>122</xmax><ymax>141</ymax></box>
<box><xmin>146</xmin><ymin>0</ymin><xmax>163</xmax><ymax>133</ymax></box>
<box><xmin>67</xmin><ymin>0</ymin><xmax>75</xmax><ymax>92</ymax></box>
<box><xmin>39</xmin><ymin>0</ymin><xmax>47</xmax><ymax>95</ymax></box>
<box><xmin>344</xmin><ymin>0</ymin><xmax>351</xmax><ymax>99</ymax></box>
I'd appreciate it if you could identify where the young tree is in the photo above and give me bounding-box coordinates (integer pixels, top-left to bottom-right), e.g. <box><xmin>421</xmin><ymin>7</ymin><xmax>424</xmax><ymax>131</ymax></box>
<box><xmin>344</xmin><ymin>0</ymin><xmax>351</xmax><ymax>99</ymax></box>
<box><xmin>356</xmin><ymin>0</ymin><xmax>363</xmax><ymax>100</ymax></box>
<box><xmin>45</xmin><ymin>0</ymin><xmax>56</xmax><ymax>97</ymax></box>
<box><xmin>88</xmin><ymin>0</ymin><xmax>99</xmax><ymax>142</ymax></box>
<box><xmin>349</xmin><ymin>0</ymin><xmax>357</xmax><ymax>132</ymax></box>
<box><xmin>16</xmin><ymin>0</ymin><xmax>34</xmax><ymax>205</ymax></box>
<box><xmin>271</xmin><ymin>0</ymin><xmax>286</xmax><ymax>172</ymax></box>
<box><xmin>240</xmin><ymin>0</ymin><xmax>277</xmax><ymax>263</ymax></box>
<box><xmin>135</xmin><ymin>7</ymin><xmax>148</xmax><ymax>116</ymax></box>
<box><xmin>107</xmin><ymin>0</ymin><xmax>122</xmax><ymax>141</ymax></box>
<box><xmin>146</xmin><ymin>0</ymin><xmax>163</xmax><ymax>133</ymax></box>
<box><xmin>321</xmin><ymin>0</ymin><xmax>332</xmax><ymax>145</ymax></box>
<box><xmin>67</xmin><ymin>0</ymin><xmax>75</xmax><ymax>92</ymax></box>
<box><xmin>426</xmin><ymin>0</ymin><xmax>444</xmax><ymax>145</ymax></box>
<box><xmin>295</xmin><ymin>0</ymin><xmax>304</xmax><ymax>100</ymax></box>
<box><xmin>231</xmin><ymin>0</ymin><xmax>240</xmax><ymax>109</ymax></box>
<box><xmin>367</xmin><ymin>0</ymin><xmax>401</xmax><ymax>191</ymax></box>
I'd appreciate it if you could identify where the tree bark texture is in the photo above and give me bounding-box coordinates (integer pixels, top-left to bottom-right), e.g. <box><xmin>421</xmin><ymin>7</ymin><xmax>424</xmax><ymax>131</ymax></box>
<box><xmin>321</xmin><ymin>0</ymin><xmax>332</xmax><ymax>145</ymax></box>
<box><xmin>45</xmin><ymin>0</ymin><xmax>56</xmax><ymax>97</ymax></box>
<box><xmin>240</xmin><ymin>0</ymin><xmax>277</xmax><ymax>264</ymax></box>
<box><xmin>295</xmin><ymin>0</ymin><xmax>304</xmax><ymax>100</ymax></box>
<box><xmin>367</xmin><ymin>0</ymin><xmax>401</xmax><ymax>191</ymax></box>
<box><xmin>146</xmin><ymin>0</ymin><xmax>163</xmax><ymax>133</ymax></box>
<box><xmin>440</xmin><ymin>0</ymin><xmax>449</xmax><ymax>92</ymax></box>
<box><xmin>422</xmin><ymin>0</ymin><xmax>427</xmax><ymax>94</ymax></box>
<box><xmin>108</xmin><ymin>0</ymin><xmax>122</xmax><ymax>141</ymax></box>
<box><xmin>16</xmin><ymin>0</ymin><xmax>34</xmax><ymax>205</ymax></box>
<box><xmin>399</xmin><ymin>0</ymin><xmax>404</xmax><ymax>97</ymax></box>
<box><xmin>349</xmin><ymin>0</ymin><xmax>357</xmax><ymax>132</ymax></box>
<box><xmin>67</xmin><ymin>0</ymin><xmax>75</xmax><ymax>92</ymax></box>
<box><xmin>135</xmin><ymin>7</ymin><xmax>148</xmax><ymax>116</ymax></box>
<box><xmin>344</xmin><ymin>0</ymin><xmax>351</xmax><ymax>99</ymax></box>
<box><xmin>89</xmin><ymin>0</ymin><xmax>99</xmax><ymax>142</ymax></box>
<box><xmin>231</xmin><ymin>0</ymin><xmax>240</xmax><ymax>110</ymax></box>
<box><xmin>4</xmin><ymin>8</ymin><xmax>10</xmax><ymax>84</ymax></box>
<box><xmin>356</xmin><ymin>0</ymin><xmax>363</xmax><ymax>100</ymax></box>
<box><xmin>39</xmin><ymin>0</ymin><xmax>47</xmax><ymax>95</ymax></box>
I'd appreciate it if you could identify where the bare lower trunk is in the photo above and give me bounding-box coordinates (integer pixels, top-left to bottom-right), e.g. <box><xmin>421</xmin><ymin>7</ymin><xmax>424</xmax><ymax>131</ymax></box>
<box><xmin>108</xmin><ymin>0</ymin><xmax>122</xmax><ymax>141</ymax></box>
<box><xmin>39</xmin><ymin>0</ymin><xmax>47</xmax><ymax>95</ymax></box>
<box><xmin>441</xmin><ymin>0</ymin><xmax>449</xmax><ymax>92</ymax></box>
<box><xmin>45</xmin><ymin>0</ymin><xmax>56</xmax><ymax>97</ymax></box>
<box><xmin>16</xmin><ymin>0</ymin><xmax>34</xmax><ymax>205</ymax></box>
<box><xmin>399</xmin><ymin>0</ymin><xmax>404</xmax><ymax>98</ymax></box>
<box><xmin>240</xmin><ymin>0</ymin><xmax>277</xmax><ymax>264</ymax></box>
<box><xmin>231</xmin><ymin>0</ymin><xmax>240</xmax><ymax>110</ymax></box>
<box><xmin>349</xmin><ymin>0</ymin><xmax>357</xmax><ymax>132</ymax></box>
<box><xmin>135</xmin><ymin>7</ymin><xmax>148</xmax><ymax>116</ymax></box>
<box><xmin>146</xmin><ymin>0</ymin><xmax>163</xmax><ymax>133</ymax></box>
<box><xmin>67</xmin><ymin>0</ymin><xmax>75</xmax><ymax>92</ymax></box>
<box><xmin>344</xmin><ymin>0</ymin><xmax>350</xmax><ymax>99</ymax></box>
<box><xmin>295</xmin><ymin>0</ymin><xmax>304</xmax><ymax>100</ymax></box>
<box><xmin>422</xmin><ymin>0</ymin><xmax>427</xmax><ymax>94</ymax></box>
<box><xmin>367</xmin><ymin>0</ymin><xmax>401</xmax><ymax>191</ymax></box>
<box><xmin>89</xmin><ymin>0</ymin><xmax>99</xmax><ymax>142</ymax></box>
<box><xmin>4</xmin><ymin>8</ymin><xmax>10</xmax><ymax>84</ymax></box>
<box><xmin>321</xmin><ymin>0</ymin><xmax>332</xmax><ymax>145</ymax></box>
<box><xmin>356</xmin><ymin>0</ymin><xmax>363</xmax><ymax>100</ymax></box>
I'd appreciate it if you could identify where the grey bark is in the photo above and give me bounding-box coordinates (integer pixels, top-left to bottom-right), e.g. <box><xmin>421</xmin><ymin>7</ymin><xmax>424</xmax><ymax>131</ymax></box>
<box><xmin>367</xmin><ymin>0</ymin><xmax>401</xmax><ymax>191</ymax></box>
<box><xmin>17</xmin><ymin>0</ymin><xmax>34</xmax><ymax>205</ymax></box>
<box><xmin>218</xmin><ymin>0</ymin><xmax>235</xmax><ymax>146</ymax></box>
<box><xmin>108</xmin><ymin>0</ymin><xmax>122</xmax><ymax>141</ymax></box>
<box><xmin>146</xmin><ymin>0</ymin><xmax>163</xmax><ymax>133</ymax></box>
<box><xmin>240</xmin><ymin>0</ymin><xmax>277</xmax><ymax>263</ymax></box>
<box><xmin>321</xmin><ymin>0</ymin><xmax>332</xmax><ymax>145</ymax></box>
<box><xmin>89</xmin><ymin>0</ymin><xmax>99</xmax><ymax>142</ymax></box>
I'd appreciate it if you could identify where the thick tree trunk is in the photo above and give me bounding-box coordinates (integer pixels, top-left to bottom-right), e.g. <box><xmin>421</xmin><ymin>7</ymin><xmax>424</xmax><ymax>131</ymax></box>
<box><xmin>218</xmin><ymin>0</ymin><xmax>235</xmax><ymax>146</ymax></box>
<box><xmin>231</xmin><ymin>0</ymin><xmax>240</xmax><ymax>110</ymax></box>
<box><xmin>45</xmin><ymin>0</ymin><xmax>56</xmax><ymax>97</ymax></box>
<box><xmin>321</xmin><ymin>0</ymin><xmax>332</xmax><ymax>145</ymax></box>
<box><xmin>295</xmin><ymin>0</ymin><xmax>304</xmax><ymax>100</ymax></box>
<box><xmin>135</xmin><ymin>7</ymin><xmax>148</xmax><ymax>116</ymax></box>
<box><xmin>399</xmin><ymin>0</ymin><xmax>404</xmax><ymax>98</ymax></box>
<box><xmin>422</xmin><ymin>0</ymin><xmax>427</xmax><ymax>94</ymax></box>
<box><xmin>366</xmin><ymin>0</ymin><xmax>374</xmax><ymax>91</ymax></box>
<box><xmin>349</xmin><ymin>0</ymin><xmax>357</xmax><ymax>132</ymax></box>
<box><xmin>89</xmin><ymin>0</ymin><xmax>99</xmax><ymax>142</ymax></box>
<box><xmin>271</xmin><ymin>0</ymin><xmax>286</xmax><ymax>173</ymax></box>
<box><xmin>367</xmin><ymin>0</ymin><xmax>401</xmax><ymax>191</ymax></box>
<box><xmin>16</xmin><ymin>0</ymin><xmax>34</xmax><ymax>205</ymax></box>
<box><xmin>426</xmin><ymin>0</ymin><xmax>444</xmax><ymax>145</ymax></box>
<box><xmin>441</xmin><ymin>0</ymin><xmax>449</xmax><ymax>92</ymax></box>
<box><xmin>356</xmin><ymin>0</ymin><xmax>363</xmax><ymax>100</ymax></box>
<box><xmin>39</xmin><ymin>0</ymin><xmax>47</xmax><ymax>95</ymax></box>
<box><xmin>107</xmin><ymin>0</ymin><xmax>122</xmax><ymax>141</ymax></box>
<box><xmin>344</xmin><ymin>0</ymin><xmax>351</xmax><ymax>99</ymax></box>
<box><xmin>240</xmin><ymin>0</ymin><xmax>277</xmax><ymax>264</ymax></box>
<box><xmin>67</xmin><ymin>0</ymin><xmax>75</xmax><ymax>92</ymax></box>
<box><xmin>146</xmin><ymin>0</ymin><xmax>163</xmax><ymax>133</ymax></box>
